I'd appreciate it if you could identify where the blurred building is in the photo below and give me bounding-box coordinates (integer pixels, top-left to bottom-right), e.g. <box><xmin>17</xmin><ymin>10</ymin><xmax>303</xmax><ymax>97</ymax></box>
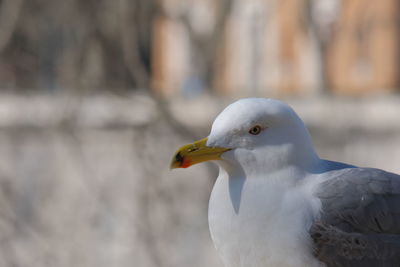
<box><xmin>0</xmin><ymin>0</ymin><xmax>399</xmax><ymax>96</ymax></box>
<box><xmin>152</xmin><ymin>0</ymin><xmax>400</xmax><ymax>97</ymax></box>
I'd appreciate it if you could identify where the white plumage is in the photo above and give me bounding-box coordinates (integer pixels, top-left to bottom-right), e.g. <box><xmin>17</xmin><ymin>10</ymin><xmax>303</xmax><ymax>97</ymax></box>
<box><xmin>171</xmin><ymin>98</ymin><xmax>400</xmax><ymax>267</ymax></box>
<box><xmin>207</xmin><ymin>98</ymin><xmax>324</xmax><ymax>267</ymax></box>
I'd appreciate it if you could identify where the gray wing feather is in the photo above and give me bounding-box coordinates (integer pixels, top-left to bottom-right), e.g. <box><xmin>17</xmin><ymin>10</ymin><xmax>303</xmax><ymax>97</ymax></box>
<box><xmin>311</xmin><ymin>168</ymin><xmax>400</xmax><ymax>267</ymax></box>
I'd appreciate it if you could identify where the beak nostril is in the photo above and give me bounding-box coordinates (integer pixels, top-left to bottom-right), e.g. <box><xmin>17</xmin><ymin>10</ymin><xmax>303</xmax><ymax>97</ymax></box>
<box><xmin>188</xmin><ymin>146</ymin><xmax>199</xmax><ymax>152</ymax></box>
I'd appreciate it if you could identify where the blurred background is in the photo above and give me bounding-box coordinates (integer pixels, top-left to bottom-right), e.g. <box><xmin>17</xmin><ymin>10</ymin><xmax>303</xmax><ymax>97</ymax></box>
<box><xmin>0</xmin><ymin>0</ymin><xmax>399</xmax><ymax>266</ymax></box>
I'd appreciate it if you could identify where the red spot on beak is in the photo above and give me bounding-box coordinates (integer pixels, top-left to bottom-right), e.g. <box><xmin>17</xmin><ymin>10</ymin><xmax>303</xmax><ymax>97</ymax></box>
<box><xmin>181</xmin><ymin>158</ymin><xmax>192</xmax><ymax>168</ymax></box>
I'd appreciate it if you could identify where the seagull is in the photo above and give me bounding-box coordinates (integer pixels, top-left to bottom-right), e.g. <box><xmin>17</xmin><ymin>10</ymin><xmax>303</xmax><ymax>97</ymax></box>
<box><xmin>170</xmin><ymin>98</ymin><xmax>400</xmax><ymax>267</ymax></box>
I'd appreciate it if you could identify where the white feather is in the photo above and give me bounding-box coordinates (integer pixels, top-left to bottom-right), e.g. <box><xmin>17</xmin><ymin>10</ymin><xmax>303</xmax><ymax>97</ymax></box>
<box><xmin>206</xmin><ymin>98</ymin><xmax>327</xmax><ymax>267</ymax></box>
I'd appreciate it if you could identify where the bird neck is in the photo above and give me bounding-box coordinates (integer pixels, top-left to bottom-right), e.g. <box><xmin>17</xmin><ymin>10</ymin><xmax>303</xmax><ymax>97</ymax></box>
<box><xmin>219</xmin><ymin>144</ymin><xmax>322</xmax><ymax>181</ymax></box>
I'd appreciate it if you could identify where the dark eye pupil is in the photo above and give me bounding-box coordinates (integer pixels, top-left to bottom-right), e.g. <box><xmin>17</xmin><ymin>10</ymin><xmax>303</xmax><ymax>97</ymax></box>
<box><xmin>249</xmin><ymin>126</ymin><xmax>261</xmax><ymax>135</ymax></box>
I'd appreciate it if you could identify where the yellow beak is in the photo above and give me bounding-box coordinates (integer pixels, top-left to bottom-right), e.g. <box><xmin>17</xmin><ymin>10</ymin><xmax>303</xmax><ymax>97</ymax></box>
<box><xmin>170</xmin><ymin>137</ymin><xmax>231</xmax><ymax>169</ymax></box>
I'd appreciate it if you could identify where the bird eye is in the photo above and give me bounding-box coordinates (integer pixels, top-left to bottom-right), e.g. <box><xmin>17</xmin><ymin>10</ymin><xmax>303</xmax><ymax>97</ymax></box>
<box><xmin>249</xmin><ymin>125</ymin><xmax>262</xmax><ymax>135</ymax></box>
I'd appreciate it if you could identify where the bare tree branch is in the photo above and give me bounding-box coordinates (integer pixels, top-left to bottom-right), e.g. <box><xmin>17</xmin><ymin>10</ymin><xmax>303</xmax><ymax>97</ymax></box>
<box><xmin>0</xmin><ymin>0</ymin><xmax>23</xmax><ymax>53</ymax></box>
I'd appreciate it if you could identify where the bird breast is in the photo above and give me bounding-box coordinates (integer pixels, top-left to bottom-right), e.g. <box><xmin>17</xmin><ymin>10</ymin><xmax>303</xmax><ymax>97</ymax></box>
<box><xmin>208</xmin><ymin>171</ymin><xmax>324</xmax><ymax>267</ymax></box>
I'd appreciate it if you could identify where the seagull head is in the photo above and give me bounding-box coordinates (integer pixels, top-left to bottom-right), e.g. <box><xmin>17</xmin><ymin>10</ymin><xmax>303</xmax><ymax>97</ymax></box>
<box><xmin>171</xmin><ymin>98</ymin><xmax>319</xmax><ymax>176</ymax></box>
